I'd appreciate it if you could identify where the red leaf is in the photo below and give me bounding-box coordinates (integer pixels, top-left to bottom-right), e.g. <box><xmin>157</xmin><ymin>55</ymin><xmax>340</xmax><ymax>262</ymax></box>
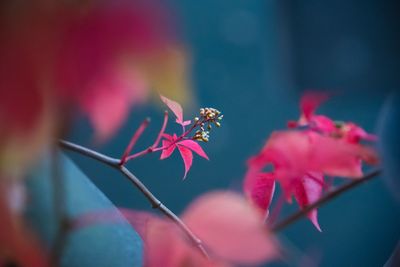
<box><xmin>343</xmin><ymin>122</ymin><xmax>377</xmax><ymax>144</ymax></box>
<box><xmin>178</xmin><ymin>140</ymin><xmax>209</xmax><ymax>160</ymax></box>
<box><xmin>161</xmin><ymin>133</ymin><xmax>175</xmax><ymax>141</ymax></box>
<box><xmin>182</xmin><ymin>191</ymin><xmax>278</xmax><ymax>265</ymax></box>
<box><xmin>293</xmin><ymin>173</ymin><xmax>324</xmax><ymax>231</ymax></box>
<box><xmin>243</xmin><ymin>171</ymin><xmax>276</xmax><ymax>213</ymax></box>
<box><xmin>159</xmin><ymin>135</ymin><xmax>208</xmax><ymax>178</ymax></box>
<box><xmin>160</xmin><ymin>140</ymin><xmax>176</xmax><ymax>160</ymax></box>
<box><xmin>300</xmin><ymin>92</ymin><xmax>330</xmax><ymax>120</ymax></box>
<box><xmin>118</xmin><ymin>209</ymin><xmax>230</xmax><ymax>267</ymax></box>
<box><xmin>257</xmin><ymin>130</ymin><xmax>378</xmax><ymax>179</ymax></box>
<box><xmin>80</xmin><ymin>71</ymin><xmax>147</xmax><ymax>141</ymax></box>
<box><xmin>246</xmin><ymin>129</ymin><xmax>378</xmax><ymax>231</ymax></box>
<box><xmin>177</xmin><ymin>145</ymin><xmax>193</xmax><ymax>179</ymax></box>
<box><xmin>309</xmin><ymin>115</ymin><xmax>336</xmax><ymax>133</ymax></box>
<box><xmin>308</xmin><ymin>132</ymin><xmax>379</xmax><ymax>177</ymax></box>
<box><xmin>56</xmin><ymin>2</ymin><xmax>177</xmax><ymax>140</ymax></box>
<box><xmin>160</xmin><ymin>95</ymin><xmax>185</xmax><ymax>125</ymax></box>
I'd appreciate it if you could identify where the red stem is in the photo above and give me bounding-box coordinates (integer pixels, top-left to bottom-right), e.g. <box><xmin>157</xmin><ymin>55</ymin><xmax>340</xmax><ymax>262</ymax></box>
<box><xmin>120</xmin><ymin>118</ymin><xmax>150</xmax><ymax>165</ymax></box>
<box><xmin>151</xmin><ymin>111</ymin><xmax>169</xmax><ymax>149</ymax></box>
<box><xmin>125</xmin><ymin>118</ymin><xmax>205</xmax><ymax>162</ymax></box>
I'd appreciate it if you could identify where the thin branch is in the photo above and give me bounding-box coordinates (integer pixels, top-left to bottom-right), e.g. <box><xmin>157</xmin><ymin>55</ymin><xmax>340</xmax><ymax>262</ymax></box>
<box><xmin>58</xmin><ymin>139</ymin><xmax>209</xmax><ymax>259</ymax></box>
<box><xmin>120</xmin><ymin>118</ymin><xmax>151</xmax><ymax>165</ymax></box>
<box><xmin>271</xmin><ymin>169</ymin><xmax>382</xmax><ymax>232</ymax></box>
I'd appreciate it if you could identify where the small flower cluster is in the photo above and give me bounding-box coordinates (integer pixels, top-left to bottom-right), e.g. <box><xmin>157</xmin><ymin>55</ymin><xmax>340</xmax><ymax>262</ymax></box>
<box><xmin>157</xmin><ymin>96</ymin><xmax>223</xmax><ymax>178</ymax></box>
<box><xmin>193</xmin><ymin>108</ymin><xmax>223</xmax><ymax>142</ymax></box>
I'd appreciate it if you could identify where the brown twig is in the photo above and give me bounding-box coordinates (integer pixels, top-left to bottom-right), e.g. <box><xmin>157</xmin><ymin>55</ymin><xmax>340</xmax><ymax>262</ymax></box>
<box><xmin>271</xmin><ymin>169</ymin><xmax>382</xmax><ymax>232</ymax></box>
<box><xmin>58</xmin><ymin>139</ymin><xmax>210</xmax><ymax>259</ymax></box>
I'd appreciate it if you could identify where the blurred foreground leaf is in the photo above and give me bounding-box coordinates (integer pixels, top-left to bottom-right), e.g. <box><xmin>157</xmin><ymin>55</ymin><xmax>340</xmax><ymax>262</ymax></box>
<box><xmin>26</xmin><ymin>152</ymin><xmax>143</xmax><ymax>267</ymax></box>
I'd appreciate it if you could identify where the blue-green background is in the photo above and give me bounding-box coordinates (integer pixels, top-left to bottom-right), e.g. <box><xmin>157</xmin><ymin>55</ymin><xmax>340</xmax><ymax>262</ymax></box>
<box><xmin>63</xmin><ymin>1</ymin><xmax>400</xmax><ymax>266</ymax></box>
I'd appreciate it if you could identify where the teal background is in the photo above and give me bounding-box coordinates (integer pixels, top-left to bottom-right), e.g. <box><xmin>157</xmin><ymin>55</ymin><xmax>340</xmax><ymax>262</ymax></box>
<box><xmin>61</xmin><ymin>1</ymin><xmax>400</xmax><ymax>266</ymax></box>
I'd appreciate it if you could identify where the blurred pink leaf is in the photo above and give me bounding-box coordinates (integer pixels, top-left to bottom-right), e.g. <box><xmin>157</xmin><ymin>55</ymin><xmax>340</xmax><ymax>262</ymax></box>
<box><xmin>0</xmin><ymin>0</ymin><xmax>186</xmax><ymax>150</ymax></box>
<box><xmin>293</xmin><ymin>173</ymin><xmax>324</xmax><ymax>231</ymax></box>
<box><xmin>245</xmin><ymin>91</ymin><xmax>380</xmax><ymax>230</ymax></box>
<box><xmin>300</xmin><ymin>91</ymin><xmax>330</xmax><ymax>121</ymax></box>
<box><xmin>297</xmin><ymin>92</ymin><xmax>376</xmax><ymax>142</ymax></box>
<box><xmin>72</xmin><ymin>192</ymin><xmax>278</xmax><ymax>267</ymax></box>
<box><xmin>120</xmin><ymin>210</ymin><xmax>230</xmax><ymax>267</ymax></box>
<box><xmin>343</xmin><ymin>122</ymin><xmax>377</xmax><ymax>143</ymax></box>
<box><xmin>182</xmin><ymin>191</ymin><xmax>278</xmax><ymax>265</ymax></box>
<box><xmin>243</xmin><ymin>171</ymin><xmax>275</xmax><ymax>213</ymax></box>
<box><xmin>78</xmin><ymin>69</ymin><xmax>147</xmax><ymax>141</ymax></box>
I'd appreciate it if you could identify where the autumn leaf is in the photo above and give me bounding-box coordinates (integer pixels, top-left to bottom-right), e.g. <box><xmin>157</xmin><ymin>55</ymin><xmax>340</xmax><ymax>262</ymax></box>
<box><xmin>243</xmin><ymin>171</ymin><xmax>275</xmax><ymax>215</ymax></box>
<box><xmin>160</xmin><ymin>95</ymin><xmax>191</xmax><ymax>127</ymax></box>
<box><xmin>117</xmin><ymin>191</ymin><xmax>278</xmax><ymax>267</ymax></box>
<box><xmin>0</xmin><ymin>0</ymin><xmax>188</xmax><ymax>175</ymax></box>
<box><xmin>292</xmin><ymin>173</ymin><xmax>324</xmax><ymax>232</ymax></box>
<box><xmin>160</xmin><ymin>134</ymin><xmax>208</xmax><ymax>179</ymax></box>
<box><xmin>182</xmin><ymin>191</ymin><xmax>278</xmax><ymax>265</ymax></box>
<box><xmin>245</xmin><ymin>92</ymin><xmax>379</xmax><ymax>230</ymax></box>
<box><xmin>56</xmin><ymin>2</ymin><xmax>185</xmax><ymax>141</ymax></box>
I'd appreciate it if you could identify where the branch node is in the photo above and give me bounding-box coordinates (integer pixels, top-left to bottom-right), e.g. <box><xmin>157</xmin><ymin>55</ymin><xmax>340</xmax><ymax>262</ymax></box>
<box><xmin>151</xmin><ymin>201</ymin><xmax>162</xmax><ymax>209</ymax></box>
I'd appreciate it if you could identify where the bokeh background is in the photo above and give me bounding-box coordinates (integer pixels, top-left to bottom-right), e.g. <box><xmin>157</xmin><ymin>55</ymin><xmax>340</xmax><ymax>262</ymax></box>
<box><xmin>63</xmin><ymin>1</ymin><xmax>400</xmax><ymax>266</ymax></box>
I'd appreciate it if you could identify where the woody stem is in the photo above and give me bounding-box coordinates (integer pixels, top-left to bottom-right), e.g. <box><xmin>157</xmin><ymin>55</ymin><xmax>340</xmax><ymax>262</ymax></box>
<box><xmin>271</xmin><ymin>169</ymin><xmax>382</xmax><ymax>232</ymax></box>
<box><xmin>58</xmin><ymin>139</ymin><xmax>210</xmax><ymax>259</ymax></box>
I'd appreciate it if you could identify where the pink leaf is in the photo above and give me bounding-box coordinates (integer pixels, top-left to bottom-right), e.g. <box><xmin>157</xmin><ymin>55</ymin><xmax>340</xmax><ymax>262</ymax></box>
<box><xmin>243</xmin><ymin>171</ymin><xmax>276</xmax><ymax>213</ymax></box>
<box><xmin>293</xmin><ymin>173</ymin><xmax>324</xmax><ymax>231</ymax></box>
<box><xmin>161</xmin><ymin>133</ymin><xmax>175</xmax><ymax>141</ymax></box>
<box><xmin>178</xmin><ymin>140</ymin><xmax>209</xmax><ymax>160</ymax></box>
<box><xmin>308</xmin><ymin>132</ymin><xmax>379</xmax><ymax>177</ymax></box>
<box><xmin>160</xmin><ymin>95</ymin><xmax>184</xmax><ymax>124</ymax></box>
<box><xmin>343</xmin><ymin>122</ymin><xmax>377</xmax><ymax>144</ymax></box>
<box><xmin>122</xmin><ymin>210</ymin><xmax>229</xmax><ymax>267</ymax></box>
<box><xmin>160</xmin><ymin>140</ymin><xmax>176</xmax><ymax>160</ymax></box>
<box><xmin>181</xmin><ymin>120</ymin><xmax>192</xmax><ymax>126</ymax></box>
<box><xmin>309</xmin><ymin>115</ymin><xmax>336</xmax><ymax>133</ymax></box>
<box><xmin>300</xmin><ymin>92</ymin><xmax>330</xmax><ymax>120</ymax></box>
<box><xmin>79</xmin><ymin>68</ymin><xmax>147</xmax><ymax>142</ymax></box>
<box><xmin>177</xmin><ymin>145</ymin><xmax>193</xmax><ymax>179</ymax></box>
<box><xmin>182</xmin><ymin>191</ymin><xmax>278</xmax><ymax>265</ymax></box>
<box><xmin>256</xmin><ymin>130</ymin><xmax>378</xmax><ymax>179</ymax></box>
<box><xmin>56</xmin><ymin>2</ymin><xmax>177</xmax><ymax>140</ymax></box>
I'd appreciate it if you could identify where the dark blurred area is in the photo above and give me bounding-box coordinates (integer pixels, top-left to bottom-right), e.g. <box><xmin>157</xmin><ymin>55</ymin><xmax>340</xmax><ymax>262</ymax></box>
<box><xmin>66</xmin><ymin>1</ymin><xmax>400</xmax><ymax>266</ymax></box>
